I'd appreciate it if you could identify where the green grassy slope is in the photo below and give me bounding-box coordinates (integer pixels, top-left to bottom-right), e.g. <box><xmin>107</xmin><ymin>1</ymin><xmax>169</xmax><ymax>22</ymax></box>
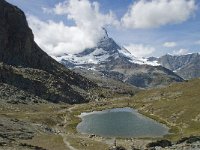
<box><xmin>129</xmin><ymin>79</ymin><xmax>200</xmax><ymax>140</ymax></box>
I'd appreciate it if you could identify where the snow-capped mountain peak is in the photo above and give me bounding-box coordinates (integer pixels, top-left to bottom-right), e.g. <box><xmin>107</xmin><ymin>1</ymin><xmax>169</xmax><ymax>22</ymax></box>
<box><xmin>54</xmin><ymin>29</ymin><xmax>183</xmax><ymax>88</ymax></box>
<box><xmin>55</xmin><ymin>30</ymin><xmax>159</xmax><ymax>69</ymax></box>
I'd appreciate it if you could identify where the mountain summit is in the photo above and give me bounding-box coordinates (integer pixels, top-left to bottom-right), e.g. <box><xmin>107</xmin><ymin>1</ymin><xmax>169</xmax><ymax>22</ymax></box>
<box><xmin>58</xmin><ymin>30</ymin><xmax>183</xmax><ymax>88</ymax></box>
<box><xmin>56</xmin><ymin>29</ymin><xmax>157</xmax><ymax>69</ymax></box>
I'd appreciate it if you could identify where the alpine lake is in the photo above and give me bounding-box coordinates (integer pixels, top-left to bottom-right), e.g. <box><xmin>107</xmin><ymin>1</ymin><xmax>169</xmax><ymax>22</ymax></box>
<box><xmin>77</xmin><ymin>107</ymin><xmax>169</xmax><ymax>138</ymax></box>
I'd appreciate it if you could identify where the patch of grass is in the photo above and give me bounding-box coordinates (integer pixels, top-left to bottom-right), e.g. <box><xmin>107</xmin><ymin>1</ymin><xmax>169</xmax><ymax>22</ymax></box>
<box><xmin>67</xmin><ymin>136</ymin><xmax>109</xmax><ymax>150</ymax></box>
<box><xmin>22</xmin><ymin>134</ymin><xmax>67</xmax><ymax>150</ymax></box>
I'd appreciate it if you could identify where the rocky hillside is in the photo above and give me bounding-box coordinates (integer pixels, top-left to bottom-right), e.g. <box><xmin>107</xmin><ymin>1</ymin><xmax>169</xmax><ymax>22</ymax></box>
<box><xmin>148</xmin><ymin>53</ymin><xmax>200</xmax><ymax>79</ymax></box>
<box><xmin>0</xmin><ymin>0</ymin><xmax>97</xmax><ymax>104</ymax></box>
<box><xmin>58</xmin><ymin>30</ymin><xmax>183</xmax><ymax>88</ymax></box>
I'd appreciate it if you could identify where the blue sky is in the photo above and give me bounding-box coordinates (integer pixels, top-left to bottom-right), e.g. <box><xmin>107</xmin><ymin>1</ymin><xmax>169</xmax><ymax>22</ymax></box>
<box><xmin>6</xmin><ymin>0</ymin><xmax>200</xmax><ymax>57</ymax></box>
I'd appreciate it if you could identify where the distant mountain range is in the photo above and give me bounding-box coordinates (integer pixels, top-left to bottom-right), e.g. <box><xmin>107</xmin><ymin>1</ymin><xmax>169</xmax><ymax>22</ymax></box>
<box><xmin>148</xmin><ymin>53</ymin><xmax>200</xmax><ymax>79</ymax></box>
<box><xmin>57</xmin><ymin>30</ymin><xmax>183</xmax><ymax>88</ymax></box>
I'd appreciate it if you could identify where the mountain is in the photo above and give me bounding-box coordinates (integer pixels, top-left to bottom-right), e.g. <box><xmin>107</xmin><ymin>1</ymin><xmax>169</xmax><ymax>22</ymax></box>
<box><xmin>0</xmin><ymin>0</ymin><xmax>97</xmax><ymax>104</ymax></box>
<box><xmin>148</xmin><ymin>53</ymin><xmax>200</xmax><ymax>79</ymax></box>
<box><xmin>56</xmin><ymin>29</ymin><xmax>158</xmax><ymax>68</ymax></box>
<box><xmin>58</xmin><ymin>30</ymin><xmax>183</xmax><ymax>88</ymax></box>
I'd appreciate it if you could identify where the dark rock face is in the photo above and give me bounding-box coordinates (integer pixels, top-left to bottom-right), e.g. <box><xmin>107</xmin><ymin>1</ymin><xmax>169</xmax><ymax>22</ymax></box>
<box><xmin>0</xmin><ymin>0</ymin><xmax>48</xmax><ymax>69</ymax></box>
<box><xmin>145</xmin><ymin>136</ymin><xmax>200</xmax><ymax>149</ymax></box>
<box><xmin>177</xmin><ymin>136</ymin><xmax>200</xmax><ymax>144</ymax></box>
<box><xmin>149</xmin><ymin>53</ymin><xmax>200</xmax><ymax>79</ymax></box>
<box><xmin>19</xmin><ymin>143</ymin><xmax>47</xmax><ymax>150</ymax></box>
<box><xmin>146</xmin><ymin>140</ymin><xmax>172</xmax><ymax>148</ymax></box>
<box><xmin>0</xmin><ymin>0</ymin><xmax>96</xmax><ymax>103</ymax></box>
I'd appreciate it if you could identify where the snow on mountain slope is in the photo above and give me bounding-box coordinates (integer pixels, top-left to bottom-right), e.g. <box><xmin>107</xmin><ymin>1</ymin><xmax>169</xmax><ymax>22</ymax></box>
<box><xmin>55</xmin><ymin>31</ymin><xmax>159</xmax><ymax>68</ymax></box>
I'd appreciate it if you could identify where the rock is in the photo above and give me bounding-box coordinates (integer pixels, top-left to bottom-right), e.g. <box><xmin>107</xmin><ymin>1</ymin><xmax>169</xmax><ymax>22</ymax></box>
<box><xmin>89</xmin><ymin>134</ymin><xmax>95</xmax><ymax>138</ymax></box>
<box><xmin>131</xmin><ymin>146</ymin><xmax>140</xmax><ymax>150</ymax></box>
<box><xmin>146</xmin><ymin>140</ymin><xmax>172</xmax><ymax>148</ymax></box>
<box><xmin>57</xmin><ymin>123</ymin><xmax>64</xmax><ymax>127</ymax></box>
<box><xmin>19</xmin><ymin>143</ymin><xmax>46</xmax><ymax>150</ymax></box>
<box><xmin>177</xmin><ymin>136</ymin><xmax>200</xmax><ymax>144</ymax></box>
<box><xmin>109</xmin><ymin>146</ymin><xmax>127</xmax><ymax>150</ymax></box>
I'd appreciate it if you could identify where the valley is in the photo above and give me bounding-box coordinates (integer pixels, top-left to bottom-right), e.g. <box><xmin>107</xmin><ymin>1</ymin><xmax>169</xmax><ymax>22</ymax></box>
<box><xmin>1</xmin><ymin>79</ymin><xmax>200</xmax><ymax>149</ymax></box>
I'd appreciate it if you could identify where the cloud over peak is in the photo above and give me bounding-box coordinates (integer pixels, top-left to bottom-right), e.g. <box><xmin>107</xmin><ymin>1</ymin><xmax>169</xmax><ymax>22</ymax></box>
<box><xmin>29</xmin><ymin>0</ymin><xmax>118</xmax><ymax>57</ymax></box>
<box><xmin>122</xmin><ymin>0</ymin><xmax>197</xmax><ymax>29</ymax></box>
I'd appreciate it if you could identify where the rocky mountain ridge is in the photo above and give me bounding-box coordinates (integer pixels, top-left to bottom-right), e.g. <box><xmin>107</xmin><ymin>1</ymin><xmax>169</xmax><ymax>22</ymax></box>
<box><xmin>148</xmin><ymin>53</ymin><xmax>200</xmax><ymax>79</ymax></box>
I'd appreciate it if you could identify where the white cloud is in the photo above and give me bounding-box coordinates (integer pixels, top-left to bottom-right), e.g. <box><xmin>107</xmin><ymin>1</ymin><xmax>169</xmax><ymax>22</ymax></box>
<box><xmin>124</xmin><ymin>44</ymin><xmax>155</xmax><ymax>58</ymax></box>
<box><xmin>172</xmin><ymin>49</ymin><xmax>189</xmax><ymax>55</ymax></box>
<box><xmin>53</xmin><ymin>1</ymin><xmax>68</xmax><ymax>15</ymax></box>
<box><xmin>28</xmin><ymin>0</ymin><xmax>118</xmax><ymax>56</ymax></box>
<box><xmin>121</xmin><ymin>0</ymin><xmax>196</xmax><ymax>29</ymax></box>
<box><xmin>163</xmin><ymin>42</ymin><xmax>177</xmax><ymax>48</ymax></box>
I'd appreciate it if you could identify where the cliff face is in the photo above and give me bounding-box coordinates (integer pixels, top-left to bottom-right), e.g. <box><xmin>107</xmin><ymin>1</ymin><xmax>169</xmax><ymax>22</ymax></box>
<box><xmin>0</xmin><ymin>0</ymin><xmax>96</xmax><ymax>104</ymax></box>
<box><xmin>0</xmin><ymin>0</ymin><xmax>46</xmax><ymax>68</ymax></box>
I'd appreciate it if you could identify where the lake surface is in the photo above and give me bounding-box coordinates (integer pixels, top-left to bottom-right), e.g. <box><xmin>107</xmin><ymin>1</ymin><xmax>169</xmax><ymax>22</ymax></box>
<box><xmin>77</xmin><ymin>107</ymin><xmax>169</xmax><ymax>138</ymax></box>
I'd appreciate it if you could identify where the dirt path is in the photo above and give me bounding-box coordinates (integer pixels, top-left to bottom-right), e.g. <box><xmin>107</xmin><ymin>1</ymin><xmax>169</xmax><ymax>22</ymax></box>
<box><xmin>62</xmin><ymin>114</ymin><xmax>78</xmax><ymax>150</ymax></box>
<box><xmin>60</xmin><ymin>133</ymin><xmax>78</xmax><ymax>150</ymax></box>
<box><xmin>54</xmin><ymin>125</ymin><xmax>78</xmax><ymax>150</ymax></box>
<box><xmin>54</xmin><ymin>106</ymin><xmax>79</xmax><ymax>150</ymax></box>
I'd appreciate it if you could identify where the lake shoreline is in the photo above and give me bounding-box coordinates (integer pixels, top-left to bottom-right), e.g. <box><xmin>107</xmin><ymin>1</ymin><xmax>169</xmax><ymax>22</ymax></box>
<box><xmin>67</xmin><ymin>101</ymin><xmax>174</xmax><ymax>140</ymax></box>
<box><xmin>77</xmin><ymin>107</ymin><xmax>169</xmax><ymax>139</ymax></box>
